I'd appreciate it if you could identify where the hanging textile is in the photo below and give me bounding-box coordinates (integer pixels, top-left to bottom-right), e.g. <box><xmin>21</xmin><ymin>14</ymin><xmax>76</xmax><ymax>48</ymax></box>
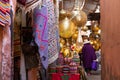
<box><xmin>33</xmin><ymin>6</ymin><xmax>48</xmax><ymax>69</ymax></box>
<box><xmin>54</xmin><ymin>0</ymin><xmax>59</xmax><ymax>24</ymax></box>
<box><xmin>10</xmin><ymin>9</ymin><xmax>14</xmax><ymax>80</ymax></box>
<box><xmin>0</xmin><ymin>0</ymin><xmax>12</xmax><ymax>80</ymax></box>
<box><xmin>43</xmin><ymin>0</ymin><xmax>59</xmax><ymax>65</ymax></box>
<box><xmin>54</xmin><ymin>0</ymin><xmax>60</xmax><ymax>52</ymax></box>
<box><xmin>0</xmin><ymin>26</ymin><xmax>3</xmax><ymax>80</ymax></box>
<box><xmin>14</xmin><ymin>7</ymin><xmax>23</xmax><ymax>80</ymax></box>
<box><xmin>2</xmin><ymin>26</ymin><xmax>11</xmax><ymax>80</ymax></box>
<box><xmin>0</xmin><ymin>0</ymin><xmax>11</xmax><ymax>27</ymax></box>
<box><xmin>17</xmin><ymin>0</ymin><xmax>37</xmax><ymax>6</ymax></box>
<box><xmin>9</xmin><ymin>0</ymin><xmax>17</xmax><ymax>20</ymax></box>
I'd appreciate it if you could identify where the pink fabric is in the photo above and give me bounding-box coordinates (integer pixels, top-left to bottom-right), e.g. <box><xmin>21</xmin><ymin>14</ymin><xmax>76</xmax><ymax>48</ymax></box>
<box><xmin>0</xmin><ymin>27</ymin><xmax>3</xmax><ymax>80</ymax></box>
<box><xmin>2</xmin><ymin>26</ymin><xmax>11</xmax><ymax>80</ymax></box>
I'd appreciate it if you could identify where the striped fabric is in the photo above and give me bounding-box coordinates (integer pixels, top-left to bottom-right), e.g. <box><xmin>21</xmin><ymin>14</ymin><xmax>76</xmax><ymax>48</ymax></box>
<box><xmin>0</xmin><ymin>1</ymin><xmax>11</xmax><ymax>26</ymax></box>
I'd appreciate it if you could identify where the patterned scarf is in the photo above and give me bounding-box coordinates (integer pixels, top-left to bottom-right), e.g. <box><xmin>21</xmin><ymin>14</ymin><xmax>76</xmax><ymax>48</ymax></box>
<box><xmin>33</xmin><ymin>6</ymin><xmax>48</xmax><ymax>69</ymax></box>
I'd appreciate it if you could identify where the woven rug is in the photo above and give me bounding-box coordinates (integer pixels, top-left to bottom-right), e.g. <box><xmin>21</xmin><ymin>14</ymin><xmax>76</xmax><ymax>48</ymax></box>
<box><xmin>33</xmin><ymin>6</ymin><xmax>48</xmax><ymax>69</ymax></box>
<box><xmin>43</xmin><ymin>0</ymin><xmax>59</xmax><ymax>65</ymax></box>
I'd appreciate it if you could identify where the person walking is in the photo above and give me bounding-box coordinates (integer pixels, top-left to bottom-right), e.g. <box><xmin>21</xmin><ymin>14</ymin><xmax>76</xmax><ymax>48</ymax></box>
<box><xmin>81</xmin><ymin>35</ymin><xmax>96</xmax><ymax>75</ymax></box>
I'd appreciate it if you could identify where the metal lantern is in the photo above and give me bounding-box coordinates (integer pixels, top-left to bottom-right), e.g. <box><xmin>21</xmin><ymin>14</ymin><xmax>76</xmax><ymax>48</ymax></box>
<box><xmin>59</xmin><ymin>17</ymin><xmax>76</xmax><ymax>38</ymax></box>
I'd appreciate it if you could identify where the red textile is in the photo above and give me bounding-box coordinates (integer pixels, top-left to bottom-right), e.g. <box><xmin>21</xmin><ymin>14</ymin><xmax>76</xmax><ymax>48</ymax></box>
<box><xmin>51</xmin><ymin>73</ymin><xmax>80</xmax><ymax>80</ymax></box>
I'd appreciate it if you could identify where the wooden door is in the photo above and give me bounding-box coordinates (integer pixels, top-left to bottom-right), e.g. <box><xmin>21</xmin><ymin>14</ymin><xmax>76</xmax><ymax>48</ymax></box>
<box><xmin>101</xmin><ymin>0</ymin><xmax>120</xmax><ymax>79</ymax></box>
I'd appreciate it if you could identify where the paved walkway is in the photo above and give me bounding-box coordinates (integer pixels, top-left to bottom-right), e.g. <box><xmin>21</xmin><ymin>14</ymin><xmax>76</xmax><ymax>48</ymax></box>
<box><xmin>87</xmin><ymin>70</ymin><xmax>101</xmax><ymax>80</ymax></box>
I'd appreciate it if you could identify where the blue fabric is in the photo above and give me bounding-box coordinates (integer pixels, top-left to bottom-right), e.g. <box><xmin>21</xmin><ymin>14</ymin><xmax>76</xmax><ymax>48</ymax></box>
<box><xmin>33</xmin><ymin>6</ymin><xmax>48</xmax><ymax>69</ymax></box>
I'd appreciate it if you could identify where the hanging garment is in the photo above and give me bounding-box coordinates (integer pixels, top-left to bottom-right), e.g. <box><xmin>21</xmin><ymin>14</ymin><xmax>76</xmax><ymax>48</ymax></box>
<box><xmin>0</xmin><ymin>1</ymin><xmax>7</xmax><ymax>26</ymax></box>
<box><xmin>2</xmin><ymin>26</ymin><xmax>11</xmax><ymax>80</ymax></box>
<box><xmin>10</xmin><ymin>9</ymin><xmax>14</xmax><ymax>80</ymax></box>
<box><xmin>43</xmin><ymin>0</ymin><xmax>59</xmax><ymax>65</ymax></box>
<box><xmin>17</xmin><ymin>0</ymin><xmax>37</xmax><ymax>6</ymax></box>
<box><xmin>33</xmin><ymin>6</ymin><xmax>48</xmax><ymax>69</ymax></box>
<box><xmin>0</xmin><ymin>26</ymin><xmax>3</xmax><ymax>80</ymax></box>
<box><xmin>22</xmin><ymin>43</ymin><xmax>39</xmax><ymax>70</ymax></box>
<box><xmin>0</xmin><ymin>1</ymin><xmax>12</xmax><ymax>80</ymax></box>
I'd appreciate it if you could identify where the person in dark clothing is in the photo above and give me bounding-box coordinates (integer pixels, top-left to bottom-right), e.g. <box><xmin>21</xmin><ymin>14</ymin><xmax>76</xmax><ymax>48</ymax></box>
<box><xmin>82</xmin><ymin>35</ymin><xmax>96</xmax><ymax>75</ymax></box>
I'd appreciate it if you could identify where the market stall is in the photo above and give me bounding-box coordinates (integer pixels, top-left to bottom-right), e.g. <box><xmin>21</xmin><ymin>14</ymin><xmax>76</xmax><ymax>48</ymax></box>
<box><xmin>0</xmin><ymin>0</ymin><xmax>100</xmax><ymax>80</ymax></box>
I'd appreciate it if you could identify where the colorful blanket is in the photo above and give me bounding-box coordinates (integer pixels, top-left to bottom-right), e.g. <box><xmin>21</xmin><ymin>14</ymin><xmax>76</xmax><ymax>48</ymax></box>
<box><xmin>33</xmin><ymin>0</ymin><xmax>60</xmax><ymax>69</ymax></box>
<box><xmin>33</xmin><ymin>6</ymin><xmax>48</xmax><ymax>69</ymax></box>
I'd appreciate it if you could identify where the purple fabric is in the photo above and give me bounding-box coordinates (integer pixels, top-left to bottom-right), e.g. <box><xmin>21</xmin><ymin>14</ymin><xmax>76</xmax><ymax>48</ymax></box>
<box><xmin>33</xmin><ymin>6</ymin><xmax>48</xmax><ymax>69</ymax></box>
<box><xmin>91</xmin><ymin>61</ymin><xmax>98</xmax><ymax>70</ymax></box>
<box><xmin>82</xmin><ymin>43</ymin><xmax>96</xmax><ymax>69</ymax></box>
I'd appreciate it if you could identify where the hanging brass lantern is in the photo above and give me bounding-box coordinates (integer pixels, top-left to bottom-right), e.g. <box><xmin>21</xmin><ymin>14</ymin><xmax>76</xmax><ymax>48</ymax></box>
<box><xmin>89</xmin><ymin>33</ymin><xmax>101</xmax><ymax>40</ymax></box>
<box><xmin>81</xmin><ymin>26</ymin><xmax>88</xmax><ymax>31</ymax></box>
<box><xmin>59</xmin><ymin>17</ymin><xmax>76</xmax><ymax>38</ymax></box>
<box><xmin>72</xmin><ymin>33</ymin><xmax>78</xmax><ymax>40</ymax></box>
<box><xmin>75</xmin><ymin>46</ymin><xmax>83</xmax><ymax>53</ymax></box>
<box><xmin>69</xmin><ymin>0</ymin><xmax>87</xmax><ymax>27</ymax></box>
<box><xmin>71</xmin><ymin>10</ymin><xmax>87</xmax><ymax>27</ymax></box>
<box><xmin>63</xmin><ymin>47</ymin><xmax>70</xmax><ymax>57</ymax></box>
<box><xmin>60</xmin><ymin>42</ymin><xmax>64</xmax><ymax>48</ymax></box>
<box><xmin>93</xmin><ymin>30</ymin><xmax>101</xmax><ymax>35</ymax></box>
<box><xmin>90</xmin><ymin>39</ymin><xmax>101</xmax><ymax>51</ymax></box>
<box><xmin>90</xmin><ymin>39</ymin><xmax>94</xmax><ymax>45</ymax></box>
<box><xmin>76</xmin><ymin>28</ymin><xmax>83</xmax><ymax>46</ymax></box>
<box><xmin>93</xmin><ymin>40</ymin><xmax>101</xmax><ymax>51</ymax></box>
<box><xmin>91</xmin><ymin>21</ymin><xmax>100</xmax><ymax>32</ymax></box>
<box><xmin>60</xmin><ymin>47</ymin><xmax>65</xmax><ymax>53</ymax></box>
<box><xmin>72</xmin><ymin>29</ymin><xmax>78</xmax><ymax>40</ymax></box>
<box><xmin>60</xmin><ymin>38</ymin><xmax>66</xmax><ymax>44</ymax></box>
<box><xmin>75</xmin><ymin>28</ymin><xmax>83</xmax><ymax>53</ymax></box>
<box><xmin>59</xmin><ymin>0</ymin><xmax>67</xmax><ymax>21</ymax></box>
<box><xmin>59</xmin><ymin>0</ymin><xmax>72</xmax><ymax>21</ymax></box>
<box><xmin>92</xmin><ymin>25</ymin><xmax>100</xmax><ymax>32</ymax></box>
<box><xmin>59</xmin><ymin>9</ymin><xmax>67</xmax><ymax>21</ymax></box>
